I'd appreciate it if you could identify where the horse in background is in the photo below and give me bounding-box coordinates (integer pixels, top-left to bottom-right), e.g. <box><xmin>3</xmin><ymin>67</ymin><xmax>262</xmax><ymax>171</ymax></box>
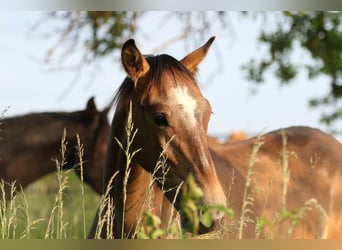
<box><xmin>225</xmin><ymin>131</ymin><xmax>247</xmax><ymax>143</ymax></box>
<box><xmin>207</xmin><ymin>131</ymin><xmax>248</xmax><ymax>145</ymax></box>
<box><xmin>0</xmin><ymin>97</ymin><xmax>110</xmax><ymax>199</ymax></box>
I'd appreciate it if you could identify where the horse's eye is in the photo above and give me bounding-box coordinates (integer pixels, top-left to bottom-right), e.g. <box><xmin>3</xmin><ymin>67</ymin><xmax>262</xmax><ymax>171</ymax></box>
<box><xmin>153</xmin><ymin>113</ymin><xmax>168</xmax><ymax>127</ymax></box>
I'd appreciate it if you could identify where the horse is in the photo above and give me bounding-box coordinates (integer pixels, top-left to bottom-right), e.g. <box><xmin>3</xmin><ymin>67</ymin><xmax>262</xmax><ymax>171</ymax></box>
<box><xmin>0</xmin><ymin>97</ymin><xmax>110</xmax><ymax>199</ymax></box>
<box><xmin>207</xmin><ymin>131</ymin><xmax>248</xmax><ymax>145</ymax></box>
<box><xmin>225</xmin><ymin>131</ymin><xmax>247</xmax><ymax>143</ymax></box>
<box><xmin>88</xmin><ymin>36</ymin><xmax>342</xmax><ymax>239</ymax></box>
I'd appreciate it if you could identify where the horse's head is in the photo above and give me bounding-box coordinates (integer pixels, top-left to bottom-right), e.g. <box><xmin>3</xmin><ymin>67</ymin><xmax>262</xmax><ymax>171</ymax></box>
<box><xmin>116</xmin><ymin>37</ymin><xmax>227</xmax><ymax>228</ymax></box>
<box><xmin>76</xmin><ymin>97</ymin><xmax>110</xmax><ymax>194</ymax></box>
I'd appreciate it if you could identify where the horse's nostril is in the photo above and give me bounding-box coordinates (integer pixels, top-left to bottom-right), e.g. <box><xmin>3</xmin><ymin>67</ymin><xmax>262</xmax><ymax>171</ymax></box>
<box><xmin>199</xmin><ymin>221</ymin><xmax>213</xmax><ymax>234</ymax></box>
<box><xmin>179</xmin><ymin>206</ymin><xmax>223</xmax><ymax>235</ymax></box>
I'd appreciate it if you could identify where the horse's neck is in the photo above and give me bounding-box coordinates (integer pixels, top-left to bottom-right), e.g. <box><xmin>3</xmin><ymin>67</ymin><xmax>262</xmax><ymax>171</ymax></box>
<box><xmin>208</xmin><ymin>139</ymin><xmax>252</xmax><ymax>201</ymax></box>
<box><xmin>110</xmin><ymin>160</ymin><xmax>158</xmax><ymax>237</ymax></box>
<box><xmin>121</xmin><ymin>161</ymin><xmax>175</xmax><ymax>237</ymax></box>
<box><xmin>124</xmin><ymin>162</ymin><xmax>156</xmax><ymax>215</ymax></box>
<box><xmin>0</xmin><ymin>127</ymin><xmax>76</xmax><ymax>188</ymax></box>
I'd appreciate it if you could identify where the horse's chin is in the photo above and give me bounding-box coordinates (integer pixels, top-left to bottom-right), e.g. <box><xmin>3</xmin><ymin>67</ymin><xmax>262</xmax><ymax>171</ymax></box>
<box><xmin>179</xmin><ymin>210</ymin><xmax>222</xmax><ymax>235</ymax></box>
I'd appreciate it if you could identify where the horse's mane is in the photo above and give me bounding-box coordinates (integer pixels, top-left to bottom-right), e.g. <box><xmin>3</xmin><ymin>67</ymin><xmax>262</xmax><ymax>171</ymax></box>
<box><xmin>113</xmin><ymin>54</ymin><xmax>197</xmax><ymax>111</ymax></box>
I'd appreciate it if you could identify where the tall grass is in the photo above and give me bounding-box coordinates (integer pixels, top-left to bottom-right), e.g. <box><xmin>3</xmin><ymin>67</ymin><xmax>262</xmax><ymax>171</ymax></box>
<box><xmin>0</xmin><ymin>181</ymin><xmax>18</xmax><ymax>239</ymax></box>
<box><xmin>0</xmin><ymin>126</ymin><xmax>100</xmax><ymax>239</ymax></box>
<box><xmin>92</xmin><ymin>171</ymin><xmax>117</xmax><ymax>239</ymax></box>
<box><xmin>134</xmin><ymin>135</ymin><xmax>183</xmax><ymax>239</ymax></box>
<box><xmin>0</xmin><ymin>106</ymin><xmax>329</xmax><ymax>239</ymax></box>
<box><xmin>237</xmin><ymin>135</ymin><xmax>263</xmax><ymax>239</ymax></box>
<box><xmin>44</xmin><ymin>129</ymin><xmax>69</xmax><ymax>239</ymax></box>
<box><xmin>114</xmin><ymin>102</ymin><xmax>141</xmax><ymax>239</ymax></box>
<box><xmin>76</xmin><ymin>134</ymin><xmax>87</xmax><ymax>239</ymax></box>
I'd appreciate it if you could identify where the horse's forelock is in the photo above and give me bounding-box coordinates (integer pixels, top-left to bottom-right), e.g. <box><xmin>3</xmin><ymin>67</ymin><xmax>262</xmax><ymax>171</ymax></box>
<box><xmin>114</xmin><ymin>54</ymin><xmax>197</xmax><ymax>111</ymax></box>
<box><xmin>145</xmin><ymin>54</ymin><xmax>196</xmax><ymax>87</ymax></box>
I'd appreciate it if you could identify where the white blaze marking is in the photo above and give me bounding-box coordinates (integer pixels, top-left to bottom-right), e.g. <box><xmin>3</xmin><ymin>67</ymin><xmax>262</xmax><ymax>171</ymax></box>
<box><xmin>172</xmin><ymin>86</ymin><xmax>197</xmax><ymax>128</ymax></box>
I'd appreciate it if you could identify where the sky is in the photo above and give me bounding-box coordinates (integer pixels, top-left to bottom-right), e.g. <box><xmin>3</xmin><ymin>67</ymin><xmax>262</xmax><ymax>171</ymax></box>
<box><xmin>1</xmin><ymin>11</ymin><xmax>338</xmax><ymax>141</ymax></box>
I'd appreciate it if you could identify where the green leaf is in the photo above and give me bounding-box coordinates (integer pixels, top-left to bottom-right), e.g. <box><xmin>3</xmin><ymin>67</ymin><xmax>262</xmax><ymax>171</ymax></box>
<box><xmin>150</xmin><ymin>229</ymin><xmax>166</xmax><ymax>239</ymax></box>
<box><xmin>200</xmin><ymin>211</ymin><xmax>213</xmax><ymax>228</ymax></box>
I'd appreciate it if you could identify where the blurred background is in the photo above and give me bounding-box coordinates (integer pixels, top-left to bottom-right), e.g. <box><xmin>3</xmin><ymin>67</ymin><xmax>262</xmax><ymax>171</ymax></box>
<box><xmin>0</xmin><ymin>10</ymin><xmax>341</xmax><ymax>239</ymax></box>
<box><xmin>1</xmin><ymin>11</ymin><xmax>342</xmax><ymax>140</ymax></box>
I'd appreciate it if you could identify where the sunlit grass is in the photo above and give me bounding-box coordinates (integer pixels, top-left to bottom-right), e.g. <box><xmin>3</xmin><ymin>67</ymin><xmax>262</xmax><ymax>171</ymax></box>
<box><xmin>0</xmin><ymin>106</ymin><xmax>328</xmax><ymax>239</ymax></box>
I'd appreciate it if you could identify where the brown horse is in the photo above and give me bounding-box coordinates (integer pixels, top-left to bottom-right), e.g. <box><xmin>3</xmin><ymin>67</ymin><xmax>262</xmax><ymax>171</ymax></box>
<box><xmin>0</xmin><ymin>97</ymin><xmax>110</xmax><ymax>199</ymax></box>
<box><xmin>207</xmin><ymin>131</ymin><xmax>248</xmax><ymax>145</ymax></box>
<box><xmin>89</xmin><ymin>37</ymin><xmax>342</xmax><ymax>239</ymax></box>
<box><xmin>225</xmin><ymin>131</ymin><xmax>247</xmax><ymax>143</ymax></box>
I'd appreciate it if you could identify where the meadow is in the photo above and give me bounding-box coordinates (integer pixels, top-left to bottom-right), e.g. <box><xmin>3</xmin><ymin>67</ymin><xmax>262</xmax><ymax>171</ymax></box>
<box><xmin>0</xmin><ymin>170</ymin><xmax>100</xmax><ymax>239</ymax></box>
<box><xmin>0</xmin><ymin>108</ymin><xmax>328</xmax><ymax>239</ymax></box>
<box><xmin>0</xmin><ymin>132</ymin><xmax>314</xmax><ymax>240</ymax></box>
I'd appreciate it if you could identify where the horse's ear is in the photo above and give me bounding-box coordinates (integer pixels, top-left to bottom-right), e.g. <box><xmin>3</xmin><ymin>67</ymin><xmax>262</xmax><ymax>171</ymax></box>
<box><xmin>86</xmin><ymin>97</ymin><xmax>98</xmax><ymax>117</ymax></box>
<box><xmin>180</xmin><ymin>36</ymin><xmax>215</xmax><ymax>73</ymax></box>
<box><xmin>121</xmin><ymin>39</ymin><xmax>150</xmax><ymax>84</ymax></box>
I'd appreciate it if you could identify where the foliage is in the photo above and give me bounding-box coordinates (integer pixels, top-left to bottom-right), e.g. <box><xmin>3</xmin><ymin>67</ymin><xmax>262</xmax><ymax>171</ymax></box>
<box><xmin>38</xmin><ymin>11</ymin><xmax>228</xmax><ymax>66</ymax></box>
<box><xmin>41</xmin><ymin>11</ymin><xmax>140</xmax><ymax>66</ymax></box>
<box><xmin>137</xmin><ymin>173</ymin><xmax>233</xmax><ymax>239</ymax></box>
<box><xmin>37</xmin><ymin>11</ymin><xmax>342</xmax><ymax>130</ymax></box>
<box><xmin>243</xmin><ymin>12</ymin><xmax>342</xmax><ymax>129</ymax></box>
<box><xmin>180</xmin><ymin>173</ymin><xmax>234</xmax><ymax>236</ymax></box>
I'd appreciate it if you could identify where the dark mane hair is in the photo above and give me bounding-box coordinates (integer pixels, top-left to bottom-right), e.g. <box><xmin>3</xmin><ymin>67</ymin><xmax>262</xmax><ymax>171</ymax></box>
<box><xmin>114</xmin><ymin>54</ymin><xmax>197</xmax><ymax>110</ymax></box>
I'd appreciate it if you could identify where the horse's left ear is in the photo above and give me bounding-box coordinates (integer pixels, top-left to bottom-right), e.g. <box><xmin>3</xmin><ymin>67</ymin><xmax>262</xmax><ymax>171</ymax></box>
<box><xmin>180</xmin><ymin>36</ymin><xmax>216</xmax><ymax>73</ymax></box>
<box><xmin>121</xmin><ymin>39</ymin><xmax>150</xmax><ymax>83</ymax></box>
<box><xmin>86</xmin><ymin>96</ymin><xmax>98</xmax><ymax>117</ymax></box>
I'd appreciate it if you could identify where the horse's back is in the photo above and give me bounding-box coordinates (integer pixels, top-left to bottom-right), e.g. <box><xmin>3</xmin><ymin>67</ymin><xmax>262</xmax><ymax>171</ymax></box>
<box><xmin>212</xmin><ymin>126</ymin><xmax>342</xmax><ymax>238</ymax></box>
<box><xmin>223</xmin><ymin>126</ymin><xmax>342</xmax><ymax>165</ymax></box>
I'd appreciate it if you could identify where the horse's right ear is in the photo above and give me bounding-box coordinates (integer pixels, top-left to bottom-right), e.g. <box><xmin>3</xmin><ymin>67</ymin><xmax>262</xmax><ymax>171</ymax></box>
<box><xmin>121</xmin><ymin>39</ymin><xmax>150</xmax><ymax>85</ymax></box>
